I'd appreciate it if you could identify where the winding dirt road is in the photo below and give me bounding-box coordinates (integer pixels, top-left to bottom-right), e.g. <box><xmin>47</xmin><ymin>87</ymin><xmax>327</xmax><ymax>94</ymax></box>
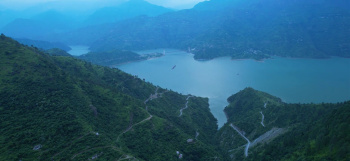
<box><xmin>123</xmin><ymin>115</ymin><xmax>153</xmax><ymax>134</ymax></box>
<box><xmin>144</xmin><ymin>87</ymin><xmax>159</xmax><ymax>104</ymax></box>
<box><xmin>260</xmin><ymin>111</ymin><xmax>265</xmax><ymax>127</ymax></box>
<box><xmin>178</xmin><ymin>96</ymin><xmax>192</xmax><ymax>117</ymax></box>
<box><xmin>230</xmin><ymin>124</ymin><xmax>251</xmax><ymax>157</ymax></box>
<box><xmin>117</xmin><ymin>88</ymin><xmax>162</xmax><ymax>142</ymax></box>
<box><xmin>195</xmin><ymin>130</ymin><xmax>200</xmax><ymax>140</ymax></box>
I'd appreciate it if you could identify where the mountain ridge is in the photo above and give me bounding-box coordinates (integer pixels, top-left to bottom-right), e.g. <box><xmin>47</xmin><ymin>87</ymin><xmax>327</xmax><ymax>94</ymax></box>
<box><xmin>72</xmin><ymin>0</ymin><xmax>350</xmax><ymax>60</ymax></box>
<box><xmin>0</xmin><ymin>34</ymin><xmax>222</xmax><ymax>160</ymax></box>
<box><xmin>218</xmin><ymin>87</ymin><xmax>349</xmax><ymax>160</ymax></box>
<box><xmin>84</xmin><ymin>0</ymin><xmax>173</xmax><ymax>26</ymax></box>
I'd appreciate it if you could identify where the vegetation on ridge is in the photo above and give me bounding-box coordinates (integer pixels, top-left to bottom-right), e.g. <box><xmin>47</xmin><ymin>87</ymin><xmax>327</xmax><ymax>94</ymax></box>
<box><xmin>77</xmin><ymin>50</ymin><xmax>163</xmax><ymax>66</ymax></box>
<box><xmin>0</xmin><ymin>34</ymin><xmax>221</xmax><ymax>160</ymax></box>
<box><xmin>218</xmin><ymin>87</ymin><xmax>350</xmax><ymax>160</ymax></box>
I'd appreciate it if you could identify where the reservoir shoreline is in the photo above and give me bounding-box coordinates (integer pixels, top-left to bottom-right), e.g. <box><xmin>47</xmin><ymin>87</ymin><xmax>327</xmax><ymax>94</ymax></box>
<box><xmin>115</xmin><ymin>49</ymin><xmax>350</xmax><ymax>127</ymax></box>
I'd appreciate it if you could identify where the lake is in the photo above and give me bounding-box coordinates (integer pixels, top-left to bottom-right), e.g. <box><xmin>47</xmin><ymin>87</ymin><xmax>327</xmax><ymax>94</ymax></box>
<box><xmin>116</xmin><ymin>49</ymin><xmax>350</xmax><ymax>127</ymax></box>
<box><xmin>68</xmin><ymin>45</ymin><xmax>90</xmax><ymax>56</ymax></box>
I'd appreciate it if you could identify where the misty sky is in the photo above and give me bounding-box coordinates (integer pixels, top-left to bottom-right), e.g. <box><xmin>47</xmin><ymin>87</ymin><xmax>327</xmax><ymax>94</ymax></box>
<box><xmin>0</xmin><ymin>0</ymin><xmax>207</xmax><ymax>10</ymax></box>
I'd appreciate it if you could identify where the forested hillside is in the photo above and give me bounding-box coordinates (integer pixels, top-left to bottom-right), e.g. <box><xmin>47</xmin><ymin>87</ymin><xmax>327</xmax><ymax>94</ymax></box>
<box><xmin>15</xmin><ymin>38</ymin><xmax>71</xmax><ymax>51</ymax></box>
<box><xmin>0</xmin><ymin>34</ymin><xmax>222</xmax><ymax>160</ymax></box>
<box><xmin>218</xmin><ymin>88</ymin><xmax>350</xmax><ymax>160</ymax></box>
<box><xmin>247</xmin><ymin>102</ymin><xmax>350</xmax><ymax>161</ymax></box>
<box><xmin>0</xmin><ymin>35</ymin><xmax>348</xmax><ymax>160</ymax></box>
<box><xmin>77</xmin><ymin>50</ymin><xmax>163</xmax><ymax>66</ymax></box>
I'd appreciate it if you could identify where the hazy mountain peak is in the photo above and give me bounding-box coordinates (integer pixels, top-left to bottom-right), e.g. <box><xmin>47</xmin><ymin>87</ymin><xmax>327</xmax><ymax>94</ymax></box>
<box><xmin>193</xmin><ymin>0</ymin><xmax>235</xmax><ymax>10</ymax></box>
<box><xmin>84</xmin><ymin>0</ymin><xmax>172</xmax><ymax>25</ymax></box>
<box><xmin>31</xmin><ymin>9</ymin><xmax>67</xmax><ymax>20</ymax></box>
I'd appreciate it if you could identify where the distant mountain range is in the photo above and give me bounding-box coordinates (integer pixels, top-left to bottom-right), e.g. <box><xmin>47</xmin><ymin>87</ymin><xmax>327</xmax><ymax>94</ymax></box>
<box><xmin>1</xmin><ymin>1</ymin><xmax>349</xmax><ymax>159</ymax></box>
<box><xmin>0</xmin><ymin>0</ymin><xmax>172</xmax><ymax>41</ymax></box>
<box><xmin>2</xmin><ymin>0</ymin><xmax>349</xmax><ymax>60</ymax></box>
<box><xmin>59</xmin><ymin>0</ymin><xmax>350</xmax><ymax>60</ymax></box>
<box><xmin>0</xmin><ymin>10</ymin><xmax>80</xmax><ymax>40</ymax></box>
<box><xmin>84</xmin><ymin>0</ymin><xmax>173</xmax><ymax>26</ymax></box>
<box><xmin>15</xmin><ymin>38</ymin><xmax>71</xmax><ymax>51</ymax></box>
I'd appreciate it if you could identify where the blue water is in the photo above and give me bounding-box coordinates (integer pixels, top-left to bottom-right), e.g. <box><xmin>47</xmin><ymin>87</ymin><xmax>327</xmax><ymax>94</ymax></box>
<box><xmin>68</xmin><ymin>45</ymin><xmax>90</xmax><ymax>56</ymax></box>
<box><xmin>116</xmin><ymin>49</ymin><xmax>350</xmax><ymax>127</ymax></box>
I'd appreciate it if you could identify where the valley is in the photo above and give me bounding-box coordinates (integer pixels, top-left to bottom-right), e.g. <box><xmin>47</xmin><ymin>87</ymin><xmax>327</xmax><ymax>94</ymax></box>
<box><xmin>1</xmin><ymin>35</ymin><xmax>349</xmax><ymax>160</ymax></box>
<box><xmin>0</xmin><ymin>0</ymin><xmax>349</xmax><ymax>160</ymax></box>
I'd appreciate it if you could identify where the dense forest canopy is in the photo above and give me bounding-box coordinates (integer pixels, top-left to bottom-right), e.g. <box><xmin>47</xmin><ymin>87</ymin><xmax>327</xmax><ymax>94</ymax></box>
<box><xmin>0</xmin><ymin>35</ymin><xmax>222</xmax><ymax>160</ymax></box>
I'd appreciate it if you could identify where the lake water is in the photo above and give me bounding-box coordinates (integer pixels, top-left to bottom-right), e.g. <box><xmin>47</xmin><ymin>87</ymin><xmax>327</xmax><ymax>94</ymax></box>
<box><xmin>68</xmin><ymin>45</ymin><xmax>90</xmax><ymax>56</ymax></box>
<box><xmin>116</xmin><ymin>49</ymin><xmax>350</xmax><ymax>127</ymax></box>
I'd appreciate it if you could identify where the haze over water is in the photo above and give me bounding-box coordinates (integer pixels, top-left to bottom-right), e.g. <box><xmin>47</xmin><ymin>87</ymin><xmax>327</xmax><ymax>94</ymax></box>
<box><xmin>117</xmin><ymin>49</ymin><xmax>350</xmax><ymax>127</ymax></box>
<box><xmin>68</xmin><ymin>45</ymin><xmax>90</xmax><ymax>56</ymax></box>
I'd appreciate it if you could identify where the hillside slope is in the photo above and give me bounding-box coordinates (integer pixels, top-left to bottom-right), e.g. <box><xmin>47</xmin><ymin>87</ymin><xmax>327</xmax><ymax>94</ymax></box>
<box><xmin>77</xmin><ymin>50</ymin><xmax>163</xmax><ymax>66</ymax></box>
<box><xmin>218</xmin><ymin>88</ymin><xmax>350</xmax><ymax>160</ymax></box>
<box><xmin>0</xmin><ymin>34</ymin><xmax>222</xmax><ymax>161</ymax></box>
<box><xmin>15</xmin><ymin>38</ymin><xmax>71</xmax><ymax>51</ymax></box>
<box><xmin>0</xmin><ymin>34</ymin><xmax>348</xmax><ymax>160</ymax></box>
